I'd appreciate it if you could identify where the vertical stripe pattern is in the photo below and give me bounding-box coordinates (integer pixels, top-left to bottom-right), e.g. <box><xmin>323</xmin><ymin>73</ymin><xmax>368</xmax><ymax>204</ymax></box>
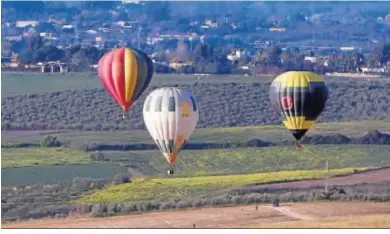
<box><xmin>98</xmin><ymin>48</ymin><xmax>154</xmax><ymax>112</ymax></box>
<box><xmin>143</xmin><ymin>87</ymin><xmax>199</xmax><ymax>166</ymax></box>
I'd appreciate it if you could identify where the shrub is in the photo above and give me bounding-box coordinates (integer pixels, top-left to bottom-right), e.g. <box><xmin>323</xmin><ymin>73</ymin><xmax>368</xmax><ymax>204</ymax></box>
<box><xmin>72</xmin><ymin>178</ymin><xmax>94</xmax><ymax>192</ymax></box>
<box><xmin>3</xmin><ymin>207</ymin><xmax>29</xmax><ymax>220</ymax></box>
<box><xmin>106</xmin><ymin>203</ymin><xmax>118</xmax><ymax>214</ymax></box>
<box><xmin>90</xmin><ymin>152</ymin><xmax>107</xmax><ymax>161</ymax></box>
<box><xmin>112</xmin><ymin>174</ymin><xmax>131</xmax><ymax>185</ymax></box>
<box><xmin>191</xmin><ymin>200</ymin><xmax>203</xmax><ymax>208</ymax></box>
<box><xmin>40</xmin><ymin>135</ymin><xmax>62</xmax><ymax>147</ymax></box>
<box><xmin>176</xmin><ymin>200</ymin><xmax>191</xmax><ymax>209</ymax></box>
<box><xmin>121</xmin><ymin>203</ymin><xmax>138</xmax><ymax>213</ymax></box>
<box><xmin>142</xmin><ymin>202</ymin><xmax>153</xmax><ymax>211</ymax></box>
<box><xmin>54</xmin><ymin>213</ymin><xmax>68</xmax><ymax>218</ymax></box>
<box><xmin>231</xmin><ymin>196</ymin><xmax>242</xmax><ymax>205</ymax></box>
<box><xmin>77</xmin><ymin>204</ymin><xmax>93</xmax><ymax>213</ymax></box>
<box><xmin>159</xmin><ymin>202</ymin><xmax>175</xmax><ymax>211</ymax></box>
<box><xmin>90</xmin><ymin>203</ymin><xmax>107</xmax><ymax>216</ymax></box>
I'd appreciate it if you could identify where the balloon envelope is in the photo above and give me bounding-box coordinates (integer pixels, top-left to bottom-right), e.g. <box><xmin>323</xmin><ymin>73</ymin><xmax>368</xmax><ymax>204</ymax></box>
<box><xmin>143</xmin><ymin>87</ymin><xmax>199</xmax><ymax>166</ymax></box>
<box><xmin>98</xmin><ymin>48</ymin><xmax>153</xmax><ymax>112</ymax></box>
<box><xmin>270</xmin><ymin>71</ymin><xmax>328</xmax><ymax>141</ymax></box>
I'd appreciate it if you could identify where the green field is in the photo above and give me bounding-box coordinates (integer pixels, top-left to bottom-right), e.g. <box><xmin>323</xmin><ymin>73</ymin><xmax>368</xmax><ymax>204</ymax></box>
<box><xmin>1</xmin><ymin>73</ymin><xmax>101</xmax><ymax>96</ymax></box>
<box><xmin>75</xmin><ymin>168</ymin><xmax>365</xmax><ymax>203</ymax></box>
<box><xmin>106</xmin><ymin>145</ymin><xmax>390</xmax><ymax>177</ymax></box>
<box><xmin>6</xmin><ymin>73</ymin><xmax>389</xmax><ymax>97</ymax></box>
<box><xmin>3</xmin><ymin>120</ymin><xmax>390</xmax><ymax>146</ymax></box>
<box><xmin>1</xmin><ymin>163</ymin><xmax>126</xmax><ymax>186</ymax></box>
<box><xmin>2</xmin><ymin>145</ymin><xmax>389</xmax><ymax>186</ymax></box>
<box><xmin>1</xmin><ymin>147</ymin><xmax>91</xmax><ymax>168</ymax></box>
<box><xmin>1</xmin><ymin>73</ymin><xmax>274</xmax><ymax>97</ymax></box>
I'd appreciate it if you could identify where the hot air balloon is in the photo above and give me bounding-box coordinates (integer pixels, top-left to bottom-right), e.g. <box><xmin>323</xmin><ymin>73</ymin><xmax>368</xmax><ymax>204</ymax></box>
<box><xmin>143</xmin><ymin>87</ymin><xmax>199</xmax><ymax>175</ymax></box>
<box><xmin>270</xmin><ymin>71</ymin><xmax>328</xmax><ymax>149</ymax></box>
<box><xmin>98</xmin><ymin>48</ymin><xmax>153</xmax><ymax>118</ymax></box>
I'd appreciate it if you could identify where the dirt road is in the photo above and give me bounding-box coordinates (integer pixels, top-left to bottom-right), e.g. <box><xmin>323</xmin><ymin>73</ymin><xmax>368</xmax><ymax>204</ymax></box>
<box><xmin>239</xmin><ymin>168</ymin><xmax>390</xmax><ymax>192</ymax></box>
<box><xmin>3</xmin><ymin>202</ymin><xmax>390</xmax><ymax>228</ymax></box>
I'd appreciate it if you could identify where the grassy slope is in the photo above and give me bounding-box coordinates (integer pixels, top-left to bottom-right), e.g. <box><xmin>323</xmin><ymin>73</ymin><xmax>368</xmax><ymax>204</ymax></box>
<box><xmin>3</xmin><ymin>120</ymin><xmax>390</xmax><ymax>145</ymax></box>
<box><xmin>107</xmin><ymin>145</ymin><xmax>390</xmax><ymax>177</ymax></box>
<box><xmin>3</xmin><ymin>73</ymin><xmax>390</xmax><ymax>97</ymax></box>
<box><xmin>1</xmin><ymin>73</ymin><xmax>101</xmax><ymax>96</ymax></box>
<box><xmin>1</xmin><ymin>73</ymin><xmax>273</xmax><ymax>97</ymax></box>
<box><xmin>2</xmin><ymin>145</ymin><xmax>389</xmax><ymax>174</ymax></box>
<box><xmin>75</xmin><ymin>168</ymin><xmax>365</xmax><ymax>203</ymax></box>
<box><xmin>1</xmin><ymin>148</ymin><xmax>91</xmax><ymax>168</ymax></box>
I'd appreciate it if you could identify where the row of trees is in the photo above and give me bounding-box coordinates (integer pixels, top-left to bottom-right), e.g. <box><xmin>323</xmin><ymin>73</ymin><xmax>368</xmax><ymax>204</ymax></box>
<box><xmin>247</xmin><ymin>43</ymin><xmax>390</xmax><ymax>75</ymax></box>
<box><xmin>164</xmin><ymin>41</ymin><xmax>390</xmax><ymax>75</ymax></box>
<box><xmin>13</xmin><ymin>34</ymin><xmax>107</xmax><ymax>71</ymax></box>
<box><xmin>3</xmin><ymin>179</ymin><xmax>390</xmax><ymax>221</ymax></box>
<box><xmin>3</xmin><ymin>81</ymin><xmax>390</xmax><ymax>131</ymax></box>
<box><xmin>10</xmin><ymin>32</ymin><xmax>390</xmax><ymax>75</ymax></box>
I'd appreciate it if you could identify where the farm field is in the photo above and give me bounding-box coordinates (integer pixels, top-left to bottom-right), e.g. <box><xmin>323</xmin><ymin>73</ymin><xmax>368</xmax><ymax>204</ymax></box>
<box><xmin>1</xmin><ymin>147</ymin><xmax>90</xmax><ymax>168</ymax></box>
<box><xmin>3</xmin><ymin>202</ymin><xmax>390</xmax><ymax>228</ymax></box>
<box><xmin>3</xmin><ymin>73</ymin><xmax>390</xmax><ymax>97</ymax></box>
<box><xmin>1</xmin><ymin>73</ymin><xmax>274</xmax><ymax>97</ymax></box>
<box><xmin>1</xmin><ymin>163</ymin><xmax>126</xmax><ymax>186</ymax></box>
<box><xmin>2</xmin><ymin>73</ymin><xmax>390</xmax><ymax>222</ymax></box>
<box><xmin>3</xmin><ymin>74</ymin><xmax>390</xmax><ymax>131</ymax></box>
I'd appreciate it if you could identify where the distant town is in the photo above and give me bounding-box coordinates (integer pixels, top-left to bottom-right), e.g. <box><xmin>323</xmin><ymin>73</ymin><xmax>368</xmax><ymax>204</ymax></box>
<box><xmin>2</xmin><ymin>1</ymin><xmax>390</xmax><ymax>76</ymax></box>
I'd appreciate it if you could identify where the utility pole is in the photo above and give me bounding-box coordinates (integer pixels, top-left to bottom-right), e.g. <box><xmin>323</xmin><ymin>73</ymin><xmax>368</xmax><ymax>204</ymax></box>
<box><xmin>74</xmin><ymin>22</ymin><xmax>78</xmax><ymax>46</ymax></box>
<box><xmin>189</xmin><ymin>37</ymin><xmax>193</xmax><ymax>52</ymax></box>
<box><xmin>325</xmin><ymin>159</ymin><xmax>329</xmax><ymax>193</ymax></box>
<box><xmin>137</xmin><ymin>27</ymin><xmax>142</xmax><ymax>50</ymax></box>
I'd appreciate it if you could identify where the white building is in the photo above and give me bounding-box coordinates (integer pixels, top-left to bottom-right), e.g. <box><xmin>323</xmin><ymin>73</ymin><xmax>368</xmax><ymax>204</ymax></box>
<box><xmin>62</xmin><ymin>25</ymin><xmax>74</xmax><ymax>30</ymax></box>
<box><xmin>227</xmin><ymin>49</ymin><xmax>248</xmax><ymax>62</ymax></box>
<box><xmin>361</xmin><ymin>67</ymin><xmax>385</xmax><ymax>74</ymax></box>
<box><xmin>304</xmin><ymin>56</ymin><xmax>317</xmax><ymax>63</ymax></box>
<box><xmin>16</xmin><ymin>21</ymin><xmax>39</xmax><ymax>28</ymax></box>
<box><xmin>340</xmin><ymin>47</ymin><xmax>355</xmax><ymax>51</ymax></box>
<box><xmin>121</xmin><ymin>0</ymin><xmax>140</xmax><ymax>4</ymax></box>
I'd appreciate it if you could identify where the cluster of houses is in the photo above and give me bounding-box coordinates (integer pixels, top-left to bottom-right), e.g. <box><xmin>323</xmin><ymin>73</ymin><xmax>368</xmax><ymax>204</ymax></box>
<box><xmin>2</xmin><ymin>2</ymin><xmax>390</xmax><ymax>75</ymax></box>
<box><xmin>1</xmin><ymin>55</ymin><xmax>69</xmax><ymax>73</ymax></box>
<box><xmin>2</xmin><ymin>43</ymin><xmax>389</xmax><ymax>75</ymax></box>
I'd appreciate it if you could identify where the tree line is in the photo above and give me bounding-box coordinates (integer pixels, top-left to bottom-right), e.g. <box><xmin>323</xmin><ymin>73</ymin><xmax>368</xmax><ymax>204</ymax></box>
<box><xmin>11</xmin><ymin>35</ymin><xmax>107</xmax><ymax>72</ymax></box>
<box><xmin>2</xmin><ymin>178</ymin><xmax>390</xmax><ymax>221</ymax></box>
<box><xmin>8</xmin><ymin>33</ymin><xmax>390</xmax><ymax>75</ymax></box>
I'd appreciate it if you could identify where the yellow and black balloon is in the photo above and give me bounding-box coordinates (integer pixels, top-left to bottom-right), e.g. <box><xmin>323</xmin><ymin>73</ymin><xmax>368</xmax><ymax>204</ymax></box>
<box><xmin>270</xmin><ymin>71</ymin><xmax>329</xmax><ymax>149</ymax></box>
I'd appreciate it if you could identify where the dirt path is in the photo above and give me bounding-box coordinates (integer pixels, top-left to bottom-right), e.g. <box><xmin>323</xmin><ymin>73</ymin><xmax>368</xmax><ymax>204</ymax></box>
<box><xmin>270</xmin><ymin>206</ymin><xmax>315</xmax><ymax>221</ymax></box>
<box><xmin>240</xmin><ymin>168</ymin><xmax>390</xmax><ymax>192</ymax></box>
<box><xmin>3</xmin><ymin>202</ymin><xmax>390</xmax><ymax>228</ymax></box>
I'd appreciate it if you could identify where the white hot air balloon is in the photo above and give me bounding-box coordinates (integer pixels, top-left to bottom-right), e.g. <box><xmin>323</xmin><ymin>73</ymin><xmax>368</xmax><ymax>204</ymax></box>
<box><xmin>143</xmin><ymin>87</ymin><xmax>199</xmax><ymax>175</ymax></box>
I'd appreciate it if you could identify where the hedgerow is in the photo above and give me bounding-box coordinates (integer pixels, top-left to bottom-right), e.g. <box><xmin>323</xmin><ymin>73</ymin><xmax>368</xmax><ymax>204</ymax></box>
<box><xmin>2</xmin><ymin>181</ymin><xmax>390</xmax><ymax>221</ymax></box>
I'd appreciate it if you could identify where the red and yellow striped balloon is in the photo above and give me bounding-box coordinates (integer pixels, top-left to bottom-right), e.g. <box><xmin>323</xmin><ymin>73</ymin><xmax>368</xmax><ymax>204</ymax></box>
<box><xmin>98</xmin><ymin>48</ymin><xmax>154</xmax><ymax>113</ymax></box>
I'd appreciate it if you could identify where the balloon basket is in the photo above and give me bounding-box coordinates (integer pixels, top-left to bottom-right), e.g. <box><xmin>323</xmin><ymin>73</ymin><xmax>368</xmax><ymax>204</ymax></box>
<box><xmin>167</xmin><ymin>169</ymin><xmax>174</xmax><ymax>175</ymax></box>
